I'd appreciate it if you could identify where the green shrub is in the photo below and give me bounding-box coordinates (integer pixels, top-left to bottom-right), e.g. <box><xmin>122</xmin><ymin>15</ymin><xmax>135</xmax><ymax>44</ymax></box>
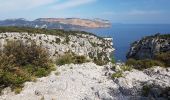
<box><xmin>56</xmin><ymin>53</ymin><xmax>73</xmax><ymax>65</ymax></box>
<box><xmin>89</xmin><ymin>42</ymin><xmax>97</xmax><ymax>47</ymax></box>
<box><xmin>0</xmin><ymin>40</ymin><xmax>54</xmax><ymax>92</ymax></box>
<box><xmin>121</xmin><ymin>65</ymin><xmax>132</xmax><ymax>71</ymax></box>
<box><xmin>13</xmin><ymin>87</ymin><xmax>22</xmax><ymax>94</ymax></box>
<box><xmin>0</xmin><ymin>26</ymin><xmax>104</xmax><ymax>40</ymax></box>
<box><xmin>111</xmin><ymin>71</ymin><xmax>123</xmax><ymax>79</ymax></box>
<box><xmin>93</xmin><ymin>58</ymin><xmax>107</xmax><ymax>66</ymax></box>
<box><xmin>63</xmin><ymin>36</ymin><xmax>70</xmax><ymax>44</ymax></box>
<box><xmin>56</xmin><ymin>53</ymin><xmax>88</xmax><ymax>65</ymax></box>
<box><xmin>126</xmin><ymin>59</ymin><xmax>164</xmax><ymax>70</ymax></box>
<box><xmin>74</xmin><ymin>55</ymin><xmax>87</xmax><ymax>64</ymax></box>
<box><xmin>3</xmin><ymin>40</ymin><xmax>51</xmax><ymax>68</ymax></box>
<box><xmin>111</xmin><ymin>57</ymin><xmax>115</xmax><ymax>64</ymax></box>
<box><xmin>34</xmin><ymin>68</ymin><xmax>48</xmax><ymax>77</ymax></box>
<box><xmin>125</xmin><ymin>58</ymin><xmax>137</xmax><ymax>66</ymax></box>
<box><xmin>154</xmin><ymin>52</ymin><xmax>170</xmax><ymax>67</ymax></box>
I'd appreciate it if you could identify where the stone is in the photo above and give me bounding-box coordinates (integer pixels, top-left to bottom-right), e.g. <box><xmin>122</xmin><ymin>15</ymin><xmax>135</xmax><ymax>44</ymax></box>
<box><xmin>127</xmin><ymin>34</ymin><xmax>170</xmax><ymax>60</ymax></box>
<box><xmin>0</xmin><ymin>32</ymin><xmax>114</xmax><ymax>62</ymax></box>
<box><xmin>35</xmin><ymin>90</ymin><xmax>41</xmax><ymax>96</ymax></box>
<box><xmin>0</xmin><ymin>63</ymin><xmax>169</xmax><ymax>100</ymax></box>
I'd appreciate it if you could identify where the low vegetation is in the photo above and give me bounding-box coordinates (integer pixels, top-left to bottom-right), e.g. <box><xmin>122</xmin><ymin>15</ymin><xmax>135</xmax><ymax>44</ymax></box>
<box><xmin>111</xmin><ymin>71</ymin><xmax>123</xmax><ymax>79</ymax></box>
<box><xmin>126</xmin><ymin>51</ymin><xmax>170</xmax><ymax>70</ymax></box>
<box><xmin>154</xmin><ymin>51</ymin><xmax>170</xmax><ymax>67</ymax></box>
<box><xmin>142</xmin><ymin>85</ymin><xmax>151</xmax><ymax>97</ymax></box>
<box><xmin>126</xmin><ymin>59</ymin><xmax>164</xmax><ymax>70</ymax></box>
<box><xmin>93</xmin><ymin>57</ymin><xmax>108</xmax><ymax>66</ymax></box>
<box><xmin>56</xmin><ymin>52</ymin><xmax>110</xmax><ymax>66</ymax></box>
<box><xmin>0</xmin><ymin>26</ymin><xmax>103</xmax><ymax>39</ymax></box>
<box><xmin>121</xmin><ymin>65</ymin><xmax>132</xmax><ymax>71</ymax></box>
<box><xmin>0</xmin><ymin>40</ymin><xmax>54</xmax><ymax>93</ymax></box>
<box><xmin>111</xmin><ymin>56</ymin><xmax>115</xmax><ymax>64</ymax></box>
<box><xmin>111</xmin><ymin>65</ymin><xmax>131</xmax><ymax>79</ymax></box>
<box><xmin>92</xmin><ymin>52</ymin><xmax>111</xmax><ymax>66</ymax></box>
<box><xmin>143</xmin><ymin>33</ymin><xmax>170</xmax><ymax>40</ymax></box>
<box><xmin>127</xmin><ymin>33</ymin><xmax>170</xmax><ymax>69</ymax></box>
<box><xmin>142</xmin><ymin>84</ymin><xmax>170</xmax><ymax>99</ymax></box>
<box><xmin>56</xmin><ymin>53</ymin><xmax>89</xmax><ymax>65</ymax></box>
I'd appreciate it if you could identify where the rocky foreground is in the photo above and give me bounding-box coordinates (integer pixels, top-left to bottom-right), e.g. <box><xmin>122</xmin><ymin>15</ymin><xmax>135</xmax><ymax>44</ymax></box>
<box><xmin>0</xmin><ymin>62</ymin><xmax>169</xmax><ymax>100</ymax></box>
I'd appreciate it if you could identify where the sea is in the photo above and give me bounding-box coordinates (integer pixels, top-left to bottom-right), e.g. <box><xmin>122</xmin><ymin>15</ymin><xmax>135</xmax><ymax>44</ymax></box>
<box><xmin>82</xmin><ymin>24</ymin><xmax>170</xmax><ymax>62</ymax></box>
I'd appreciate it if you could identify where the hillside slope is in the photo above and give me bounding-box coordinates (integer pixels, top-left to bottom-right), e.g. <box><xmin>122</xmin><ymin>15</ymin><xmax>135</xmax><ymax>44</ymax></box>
<box><xmin>0</xmin><ymin>18</ymin><xmax>111</xmax><ymax>29</ymax></box>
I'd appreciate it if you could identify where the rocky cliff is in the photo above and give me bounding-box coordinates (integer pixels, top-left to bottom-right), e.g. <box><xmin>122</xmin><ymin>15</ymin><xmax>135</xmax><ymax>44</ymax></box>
<box><xmin>127</xmin><ymin>34</ymin><xmax>170</xmax><ymax>60</ymax></box>
<box><xmin>0</xmin><ymin>27</ymin><xmax>114</xmax><ymax>62</ymax></box>
<box><xmin>0</xmin><ymin>29</ymin><xmax>169</xmax><ymax>100</ymax></box>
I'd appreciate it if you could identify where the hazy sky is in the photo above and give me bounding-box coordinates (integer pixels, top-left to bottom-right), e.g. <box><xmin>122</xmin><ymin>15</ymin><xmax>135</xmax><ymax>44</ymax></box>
<box><xmin>0</xmin><ymin>0</ymin><xmax>170</xmax><ymax>24</ymax></box>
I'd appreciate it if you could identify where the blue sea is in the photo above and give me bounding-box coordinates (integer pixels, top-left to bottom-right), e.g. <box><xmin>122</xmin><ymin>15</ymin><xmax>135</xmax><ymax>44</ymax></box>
<box><xmin>83</xmin><ymin>24</ymin><xmax>170</xmax><ymax>62</ymax></box>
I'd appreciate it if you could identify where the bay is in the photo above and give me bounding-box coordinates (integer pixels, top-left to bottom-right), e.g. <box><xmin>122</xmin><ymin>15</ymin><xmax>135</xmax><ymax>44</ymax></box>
<box><xmin>83</xmin><ymin>24</ymin><xmax>170</xmax><ymax>62</ymax></box>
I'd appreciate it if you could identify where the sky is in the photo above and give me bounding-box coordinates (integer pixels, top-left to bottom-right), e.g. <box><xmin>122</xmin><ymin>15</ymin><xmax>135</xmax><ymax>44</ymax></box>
<box><xmin>0</xmin><ymin>0</ymin><xmax>170</xmax><ymax>24</ymax></box>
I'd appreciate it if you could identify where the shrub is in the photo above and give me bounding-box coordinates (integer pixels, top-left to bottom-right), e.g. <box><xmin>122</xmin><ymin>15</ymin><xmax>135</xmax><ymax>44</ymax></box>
<box><xmin>3</xmin><ymin>40</ymin><xmax>51</xmax><ymax>69</ymax></box>
<box><xmin>111</xmin><ymin>71</ymin><xmax>123</xmax><ymax>79</ymax></box>
<box><xmin>34</xmin><ymin>68</ymin><xmax>48</xmax><ymax>77</ymax></box>
<box><xmin>93</xmin><ymin>58</ymin><xmax>107</xmax><ymax>66</ymax></box>
<box><xmin>13</xmin><ymin>87</ymin><xmax>22</xmax><ymax>94</ymax></box>
<box><xmin>74</xmin><ymin>55</ymin><xmax>87</xmax><ymax>64</ymax></box>
<box><xmin>111</xmin><ymin>56</ymin><xmax>115</xmax><ymax>64</ymax></box>
<box><xmin>55</xmin><ymin>72</ymin><xmax>60</xmax><ymax>76</ymax></box>
<box><xmin>126</xmin><ymin>59</ymin><xmax>164</xmax><ymax>70</ymax></box>
<box><xmin>63</xmin><ymin>36</ymin><xmax>70</xmax><ymax>44</ymax></box>
<box><xmin>90</xmin><ymin>42</ymin><xmax>97</xmax><ymax>47</ymax></box>
<box><xmin>154</xmin><ymin>52</ymin><xmax>170</xmax><ymax>67</ymax></box>
<box><xmin>56</xmin><ymin>53</ymin><xmax>73</xmax><ymax>65</ymax></box>
<box><xmin>142</xmin><ymin>85</ymin><xmax>151</xmax><ymax>96</ymax></box>
<box><xmin>121</xmin><ymin>65</ymin><xmax>132</xmax><ymax>71</ymax></box>
<box><xmin>56</xmin><ymin>53</ymin><xmax>88</xmax><ymax>65</ymax></box>
<box><xmin>125</xmin><ymin>58</ymin><xmax>137</xmax><ymax>66</ymax></box>
<box><xmin>142</xmin><ymin>85</ymin><xmax>170</xmax><ymax>98</ymax></box>
<box><xmin>55</xmin><ymin>38</ymin><xmax>61</xmax><ymax>44</ymax></box>
<box><xmin>0</xmin><ymin>40</ymin><xmax>54</xmax><ymax>92</ymax></box>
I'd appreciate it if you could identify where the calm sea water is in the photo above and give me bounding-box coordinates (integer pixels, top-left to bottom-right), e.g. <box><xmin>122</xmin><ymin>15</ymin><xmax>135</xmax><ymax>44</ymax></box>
<box><xmin>83</xmin><ymin>24</ymin><xmax>170</xmax><ymax>62</ymax></box>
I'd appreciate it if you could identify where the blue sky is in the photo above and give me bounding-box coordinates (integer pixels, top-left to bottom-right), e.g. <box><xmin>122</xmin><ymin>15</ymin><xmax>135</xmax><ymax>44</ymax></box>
<box><xmin>0</xmin><ymin>0</ymin><xmax>170</xmax><ymax>24</ymax></box>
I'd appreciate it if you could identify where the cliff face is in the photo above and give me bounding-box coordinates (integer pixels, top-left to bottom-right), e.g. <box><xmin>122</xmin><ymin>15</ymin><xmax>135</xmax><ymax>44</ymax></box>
<box><xmin>0</xmin><ymin>32</ymin><xmax>114</xmax><ymax>62</ymax></box>
<box><xmin>35</xmin><ymin>18</ymin><xmax>111</xmax><ymax>28</ymax></box>
<box><xmin>127</xmin><ymin>34</ymin><xmax>170</xmax><ymax>60</ymax></box>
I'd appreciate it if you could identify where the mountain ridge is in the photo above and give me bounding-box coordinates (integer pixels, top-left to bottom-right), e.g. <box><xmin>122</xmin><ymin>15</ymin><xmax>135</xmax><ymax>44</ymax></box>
<box><xmin>0</xmin><ymin>18</ymin><xmax>111</xmax><ymax>29</ymax></box>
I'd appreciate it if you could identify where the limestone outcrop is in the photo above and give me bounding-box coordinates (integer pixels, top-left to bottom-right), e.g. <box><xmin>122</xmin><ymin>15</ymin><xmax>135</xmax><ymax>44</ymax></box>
<box><xmin>0</xmin><ymin>32</ymin><xmax>114</xmax><ymax>62</ymax></box>
<box><xmin>0</xmin><ymin>63</ymin><xmax>169</xmax><ymax>100</ymax></box>
<box><xmin>127</xmin><ymin>34</ymin><xmax>170</xmax><ymax>59</ymax></box>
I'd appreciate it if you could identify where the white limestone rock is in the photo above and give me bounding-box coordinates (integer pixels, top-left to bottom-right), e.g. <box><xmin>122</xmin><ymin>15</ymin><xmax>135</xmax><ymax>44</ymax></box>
<box><xmin>0</xmin><ymin>32</ymin><xmax>114</xmax><ymax>61</ymax></box>
<box><xmin>0</xmin><ymin>63</ymin><xmax>169</xmax><ymax>100</ymax></box>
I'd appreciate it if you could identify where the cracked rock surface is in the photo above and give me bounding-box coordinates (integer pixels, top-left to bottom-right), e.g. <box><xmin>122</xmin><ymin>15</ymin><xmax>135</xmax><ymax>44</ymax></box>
<box><xmin>0</xmin><ymin>63</ymin><xmax>118</xmax><ymax>100</ymax></box>
<box><xmin>0</xmin><ymin>63</ymin><xmax>169</xmax><ymax>100</ymax></box>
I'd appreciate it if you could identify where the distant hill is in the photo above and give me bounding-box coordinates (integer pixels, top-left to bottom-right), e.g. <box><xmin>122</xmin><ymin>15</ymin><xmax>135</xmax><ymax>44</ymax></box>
<box><xmin>0</xmin><ymin>18</ymin><xmax>111</xmax><ymax>29</ymax></box>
